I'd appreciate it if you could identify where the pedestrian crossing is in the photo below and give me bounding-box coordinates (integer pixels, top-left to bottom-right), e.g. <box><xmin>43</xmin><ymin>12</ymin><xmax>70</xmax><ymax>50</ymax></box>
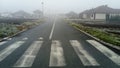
<box><xmin>0</xmin><ymin>41</ymin><xmax>7</xmax><ymax>46</ymax></box>
<box><xmin>70</xmin><ymin>40</ymin><xmax>99</xmax><ymax>66</ymax></box>
<box><xmin>0</xmin><ymin>38</ymin><xmax>119</xmax><ymax>67</ymax></box>
<box><xmin>87</xmin><ymin>40</ymin><xmax>120</xmax><ymax>65</ymax></box>
<box><xmin>14</xmin><ymin>41</ymin><xmax>43</xmax><ymax>67</ymax></box>
<box><xmin>49</xmin><ymin>40</ymin><xmax>66</xmax><ymax>67</ymax></box>
<box><xmin>22</xmin><ymin>37</ymin><xmax>28</xmax><ymax>41</ymax></box>
<box><xmin>0</xmin><ymin>41</ymin><xmax>25</xmax><ymax>62</ymax></box>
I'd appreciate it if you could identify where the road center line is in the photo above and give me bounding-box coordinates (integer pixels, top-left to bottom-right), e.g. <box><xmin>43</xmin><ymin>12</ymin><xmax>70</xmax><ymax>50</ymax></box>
<box><xmin>49</xmin><ymin>17</ymin><xmax>56</xmax><ymax>40</ymax></box>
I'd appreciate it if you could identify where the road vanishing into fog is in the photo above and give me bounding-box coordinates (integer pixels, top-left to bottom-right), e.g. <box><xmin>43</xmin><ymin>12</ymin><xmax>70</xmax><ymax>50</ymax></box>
<box><xmin>0</xmin><ymin>16</ymin><xmax>120</xmax><ymax>68</ymax></box>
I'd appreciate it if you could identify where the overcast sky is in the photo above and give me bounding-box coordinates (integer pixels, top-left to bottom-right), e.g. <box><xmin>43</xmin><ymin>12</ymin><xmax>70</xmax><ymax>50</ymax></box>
<box><xmin>0</xmin><ymin>0</ymin><xmax>120</xmax><ymax>14</ymax></box>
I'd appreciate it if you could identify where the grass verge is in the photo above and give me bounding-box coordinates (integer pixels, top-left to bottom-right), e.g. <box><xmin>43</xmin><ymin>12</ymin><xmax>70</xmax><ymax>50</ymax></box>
<box><xmin>70</xmin><ymin>23</ymin><xmax>120</xmax><ymax>46</ymax></box>
<box><xmin>0</xmin><ymin>19</ymin><xmax>43</xmax><ymax>39</ymax></box>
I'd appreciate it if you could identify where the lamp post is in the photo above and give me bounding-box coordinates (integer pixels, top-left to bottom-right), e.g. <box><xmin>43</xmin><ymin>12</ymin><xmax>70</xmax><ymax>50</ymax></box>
<box><xmin>41</xmin><ymin>2</ymin><xmax>44</xmax><ymax>17</ymax></box>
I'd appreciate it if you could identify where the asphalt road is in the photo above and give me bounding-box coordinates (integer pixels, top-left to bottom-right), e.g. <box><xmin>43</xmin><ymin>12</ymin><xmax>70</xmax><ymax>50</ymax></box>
<box><xmin>0</xmin><ymin>16</ymin><xmax>120</xmax><ymax>68</ymax></box>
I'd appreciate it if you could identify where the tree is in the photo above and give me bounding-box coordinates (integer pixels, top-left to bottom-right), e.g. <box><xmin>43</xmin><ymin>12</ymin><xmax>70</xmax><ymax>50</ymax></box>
<box><xmin>33</xmin><ymin>10</ymin><xmax>42</xmax><ymax>19</ymax></box>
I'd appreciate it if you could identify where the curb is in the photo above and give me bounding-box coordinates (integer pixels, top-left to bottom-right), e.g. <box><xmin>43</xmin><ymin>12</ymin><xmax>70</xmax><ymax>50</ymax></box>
<box><xmin>72</xmin><ymin>25</ymin><xmax>120</xmax><ymax>54</ymax></box>
<box><xmin>0</xmin><ymin>29</ymin><xmax>27</xmax><ymax>42</ymax></box>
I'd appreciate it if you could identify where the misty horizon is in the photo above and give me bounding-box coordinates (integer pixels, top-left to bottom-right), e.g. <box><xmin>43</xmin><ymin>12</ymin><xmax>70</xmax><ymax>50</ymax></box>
<box><xmin>0</xmin><ymin>0</ymin><xmax>120</xmax><ymax>14</ymax></box>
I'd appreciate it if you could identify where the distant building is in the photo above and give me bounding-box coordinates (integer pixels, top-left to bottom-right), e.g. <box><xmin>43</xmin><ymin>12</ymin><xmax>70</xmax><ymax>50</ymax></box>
<box><xmin>12</xmin><ymin>10</ymin><xmax>31</xmax><ymax>19</ymax></box>
<box><xmin>79</xmin><ymin>5</ymin><xmax>120</xmax><ymax>20</ymax></box>
<box><xmin>0</xmin><ymin>12</ymin><xmax>12</xmax><ymax>18</ymax></box>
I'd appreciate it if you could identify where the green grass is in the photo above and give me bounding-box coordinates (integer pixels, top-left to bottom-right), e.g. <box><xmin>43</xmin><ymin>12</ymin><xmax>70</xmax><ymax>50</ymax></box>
<box><xmin>0</xmin><ymin>19</ymin><xmax>44</xmax><ymax>39</ymax></box>
<box><xmin>70</xmin><ymin>23</ymin><xmax>120</xmax><ymax>46</ymax></box>
<box><xmin>0</xmin><ymin>24</ymin><xmax>19</xmax><ymax>38</ymax></box>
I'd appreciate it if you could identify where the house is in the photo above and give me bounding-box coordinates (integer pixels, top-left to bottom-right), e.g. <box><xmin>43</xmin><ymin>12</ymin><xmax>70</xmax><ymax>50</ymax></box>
<box><xmin>79</xmin><ymin>5</ymin><xmax>120</xmax><ymax>20</ymax></box>
<box><xmin>12</xmin><ymin>11</ymin><xmax>31</xmax><ymax>19</ymax></box>
<box><xmin>0</xmin><ymin>12</ymin><xmax>12</xmax><ymax>18</ymax></box>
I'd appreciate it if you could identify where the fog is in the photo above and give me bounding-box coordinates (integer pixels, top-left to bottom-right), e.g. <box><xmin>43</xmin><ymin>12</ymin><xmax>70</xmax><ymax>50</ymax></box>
<box><xmin>0</xmin><ymin>0</ymin><xmax>120</xmax><ymax>14</ymax></box>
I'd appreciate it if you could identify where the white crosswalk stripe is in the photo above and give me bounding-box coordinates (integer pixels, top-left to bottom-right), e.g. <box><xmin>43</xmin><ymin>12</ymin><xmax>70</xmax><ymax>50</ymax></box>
<box><xmin>8</xmin><ymin>38</ymin><xmax>12</xmax><ymax>40</ymax></box>
<box><xmin>0</xmin><ymin>41</ymin><xmax>25</xmax><ymax>62</ymax></box>
<box><xmin>0</xmin><ymin>41</ymin><xmax>7</xmax><ymax>46</ymax></box>
<box><xmin>22</xmin><ymin>37</ymin><xmax>28</xmax><ymax>41</ymax></box>
<box><xmin>1</xmin><ymin>39</ymin><xmax>120</xmax><ymax>67</ymax></box>
<box><xmin>14</xmin><ymin>41</ymin><xmax>43</xmax><ymax>67</ymax></box>
<box><xmin>49</xmin><ymin>40</ymin><xmax>66</xmax><ymax>67</ymax></box>
<box><xmin>87</xmin><ymin>40</ymin><xmax>120</xmax><ymax>65</ymax></box>
<box><xmin>70</xmin><ymin>40</ymin><xmax>100</xmax><ymax>66</ymax></box>
<box><xmin>39</xmin><ymin>37</ymin><xmax>43</xmax><ymax>40</ymax></box>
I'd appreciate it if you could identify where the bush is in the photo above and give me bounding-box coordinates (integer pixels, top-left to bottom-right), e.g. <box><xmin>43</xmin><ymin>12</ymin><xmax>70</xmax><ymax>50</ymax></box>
<box><xmin>0</xmin><ymin>23</ymin><xmax>19</xmax><ymax>38</ymax></box>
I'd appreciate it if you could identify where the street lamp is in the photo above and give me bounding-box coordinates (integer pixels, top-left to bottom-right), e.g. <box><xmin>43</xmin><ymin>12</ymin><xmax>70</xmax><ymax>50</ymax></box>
<box><xmin>41</xmin><ymin>2</ymin><xmax>44</xmax><ymax>17</ymax></box>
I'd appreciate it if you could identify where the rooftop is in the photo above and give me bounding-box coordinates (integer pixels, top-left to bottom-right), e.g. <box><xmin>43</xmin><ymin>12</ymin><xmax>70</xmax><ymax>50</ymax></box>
<box><xmin>81</xmin><ymin>5</ymin><xmax>120</xmax><ymax>14</ymax></box>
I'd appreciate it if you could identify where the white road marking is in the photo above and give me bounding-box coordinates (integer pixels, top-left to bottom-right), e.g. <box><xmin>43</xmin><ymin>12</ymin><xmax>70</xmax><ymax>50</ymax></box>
<box><xmin>8</xmin><ymin>38</ymin><xmax>12</xmax><ymax>40</ymax></box>
<box><xmin>39</xmin><ymin>37</ymin><xmax>43</xmax><ymax>40</ymax></box>
<box><xmin>49</xmin><ymin>40</ymin><xmax>66</xmax><ymax>67</ymax></box>
<box><xmin>3</xmin><ymin>37</ymin><xmax>8</xmax><ymax>40</ymax></box>
<box><xmin>49</xmin><ymin>17</ymin><xmax>56</xmax><ymax>40</ymax></box>
<box><xmin>0</xmin><ymin>41</ymin><xmax>7</xmax><ymax>46</ymax></box>
<box><xmin>14</xmin><ymin>41</ymin><xmax>43</xmax><ymax>67</ymax></box>
<box><xmin>70</xmin><ymin>40</ymin><xmax>99</xmax><ymax>66</ymax></box>
<box><xmin>87</xmin><ymin>40</ymin><xmax>120</xmax><ymax>65</ymax></box>
<box><xmin>22</xmin><ymin>37</ymin><xmax>28</xmax><ymax>41</ymax></box>
<box><xmin>0</xmin><ymin>41</ymin><xmax>25</xmax><ymax>62</ymax></box>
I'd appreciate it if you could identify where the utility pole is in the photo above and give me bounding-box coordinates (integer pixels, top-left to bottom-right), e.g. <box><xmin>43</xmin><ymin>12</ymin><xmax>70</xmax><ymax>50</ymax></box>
<box><xmin>41</xmin><ymin>2</ymin><xmax>44</xmax><ymax>17</ymax></box>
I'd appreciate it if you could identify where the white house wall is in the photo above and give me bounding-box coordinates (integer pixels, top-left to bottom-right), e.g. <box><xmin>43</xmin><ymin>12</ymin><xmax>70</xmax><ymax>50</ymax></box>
<box><xmin>95</xmin><ymin>13</ymin><xmax>106</xmax><ymax>19</ymax></box>
<box><xmin>83</xmin><ymin>14</ymin><xmax>87</xmax><ymax>19</ymax></box>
